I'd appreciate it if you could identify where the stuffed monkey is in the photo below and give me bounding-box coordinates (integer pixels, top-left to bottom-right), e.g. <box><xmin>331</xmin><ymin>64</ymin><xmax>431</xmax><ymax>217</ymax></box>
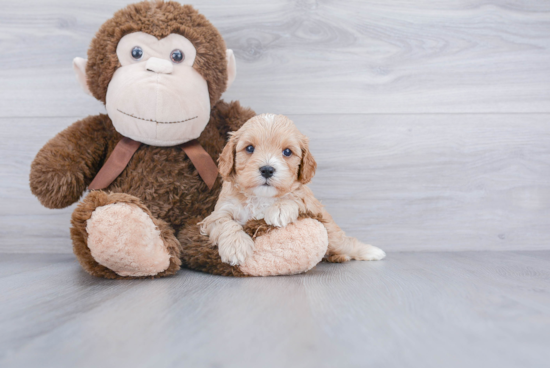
<box><xmin>30</xmin><ymin>1</ymin><xmax>326</xmax><ymax>278</ymax></box>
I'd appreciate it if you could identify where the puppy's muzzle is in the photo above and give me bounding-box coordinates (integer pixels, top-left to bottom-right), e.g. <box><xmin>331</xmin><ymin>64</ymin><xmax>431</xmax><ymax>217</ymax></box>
<box><xmin>260</xmin><ymin>165</ymin><xmax>275</xmax><ymax>179</ymax></box>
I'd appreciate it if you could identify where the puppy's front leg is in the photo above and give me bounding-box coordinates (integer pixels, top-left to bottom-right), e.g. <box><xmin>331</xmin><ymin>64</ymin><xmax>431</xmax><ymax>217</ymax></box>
<box><xmin>200</xmin><ymin>209</ymin><xmax>254</xmax><ymax>266</ymax></box>
<box><xmin>217</xmin><ymin>228</ymin><xmax>255</xmax><ymax>266</ymax></box>
<box><xmin>264</xmin><ymin>199</ymin><xmax>300</xmax><ymax>227</ymax></box>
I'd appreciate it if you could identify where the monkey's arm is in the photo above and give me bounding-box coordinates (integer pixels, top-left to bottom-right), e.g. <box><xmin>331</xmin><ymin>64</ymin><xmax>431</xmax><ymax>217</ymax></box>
<box><xmin>30</xmin><ymin>115</ymin><xmax>110</xmax><ymax>209</ymax></box>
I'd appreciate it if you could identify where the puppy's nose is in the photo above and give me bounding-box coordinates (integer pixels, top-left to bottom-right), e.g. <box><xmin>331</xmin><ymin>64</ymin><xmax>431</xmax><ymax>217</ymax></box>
<box><xmin>260</xmin><ymin>165</ymin><xmax>275</xmax><ymax>179</ymax></box>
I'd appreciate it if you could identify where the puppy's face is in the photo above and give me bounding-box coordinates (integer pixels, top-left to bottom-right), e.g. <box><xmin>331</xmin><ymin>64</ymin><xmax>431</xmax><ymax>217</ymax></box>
<box><xmin>219</xmin><ymin>114</ymin><xmax>316</xmax><ymax>197</ymax></box>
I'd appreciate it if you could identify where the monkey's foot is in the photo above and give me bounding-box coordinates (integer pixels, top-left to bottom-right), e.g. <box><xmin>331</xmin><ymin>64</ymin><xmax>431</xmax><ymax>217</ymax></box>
<box><xmin>72</xmin><ymin>191</ymin><xmax>181</xmax><ymax>279</ymax></box>
<box><xmin>86</xmin><ymin>202</ymin><xmax>172</xmax><ymax>277</ymax></box>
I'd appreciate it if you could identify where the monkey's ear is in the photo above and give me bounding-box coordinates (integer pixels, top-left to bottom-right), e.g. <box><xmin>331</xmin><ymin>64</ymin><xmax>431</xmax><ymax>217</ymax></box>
<box><xmin>72</xmin><ymin>57</ymin><xmax>92</xmax><ymax>96</ymax></box>
<box><xmin>225</xmin><ymin>49</ymin><xmax>237</xmax><ymax>90</ymax></box>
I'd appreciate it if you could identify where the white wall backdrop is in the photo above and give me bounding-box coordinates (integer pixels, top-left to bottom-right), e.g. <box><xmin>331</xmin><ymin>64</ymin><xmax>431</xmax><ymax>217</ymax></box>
<box><xmin>1</xmin><ymin>0</ymin><xmax>549</xmax><ymax>253</ymax></box>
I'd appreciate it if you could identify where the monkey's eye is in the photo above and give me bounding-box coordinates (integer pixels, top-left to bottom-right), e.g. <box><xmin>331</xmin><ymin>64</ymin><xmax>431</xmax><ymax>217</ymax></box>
<box><xmin>170</xmin><ymin>49</ymin><xmax>185</xmax><ymax>63</ymax></box>
<box><xmin>246</xmin><ymin>145</ymin><xmax>255</xmax><ymax>154</ymax></box>
<box><xmin>131</xmin><ymin>46</ymin><xmax>143</xmax><ymax>60</ymax></box>
<box><xmin>283</xmin><ymin>148</ymin><xmax>292</xmax><ymax>157</ymax></box>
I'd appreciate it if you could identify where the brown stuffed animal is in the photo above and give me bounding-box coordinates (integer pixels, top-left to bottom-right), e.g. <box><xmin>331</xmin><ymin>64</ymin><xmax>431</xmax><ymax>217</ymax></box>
<box><xmin>29</xmin><ymin>1</ymin><xmax>326</xmax><ymax>279</ymax></box>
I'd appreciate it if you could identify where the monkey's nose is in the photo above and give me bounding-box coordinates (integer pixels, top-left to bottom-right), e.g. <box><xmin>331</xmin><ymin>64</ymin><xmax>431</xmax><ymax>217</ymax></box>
<box><xmin>146</xmin><ymin>57</ymin><xmax>173</xmax><ymax>74</ymax></box>
<box><xmin>259</xmin><ymin>166</ymin><xmax>275</xmax><ymax>179</ymax></box>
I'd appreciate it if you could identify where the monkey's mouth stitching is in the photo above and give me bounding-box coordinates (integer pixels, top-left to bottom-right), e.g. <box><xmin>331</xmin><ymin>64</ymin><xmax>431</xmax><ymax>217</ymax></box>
<box><xmin>117</xmin><ymin>109</ymin><xmax>198</xmax><ymax>125</ymax></box>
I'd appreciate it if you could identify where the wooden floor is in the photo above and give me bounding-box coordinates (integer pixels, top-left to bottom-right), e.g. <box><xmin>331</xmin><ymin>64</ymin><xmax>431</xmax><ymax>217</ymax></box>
<box><xmin>1</xmin><ymin>251</ymin><xmax>549</xmax><ymax>368</ymax></box>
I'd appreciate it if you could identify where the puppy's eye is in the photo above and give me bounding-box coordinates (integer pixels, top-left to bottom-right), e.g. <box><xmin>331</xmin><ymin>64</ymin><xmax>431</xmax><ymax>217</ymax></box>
<box><xmin>283</xmin><ymin>148</ymin><xmax>292</xmax><ymax>157</ymax></box>
<box><xmin>246</xmin><ymin>145</ymin><xmax>255</xmax><ymax>153</ymax></box>
<box><xmin>131</xmin><ymin>46</ymin><xmax>143</xmax><ymax>60</ymax></box>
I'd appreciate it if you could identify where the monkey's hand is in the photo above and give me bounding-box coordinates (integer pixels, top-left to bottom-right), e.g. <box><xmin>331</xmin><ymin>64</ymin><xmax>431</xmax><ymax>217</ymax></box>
<box><xmin>30</xmin><ymin>115</ymin><xmax>108</xmax><ymax>209</ymax></box>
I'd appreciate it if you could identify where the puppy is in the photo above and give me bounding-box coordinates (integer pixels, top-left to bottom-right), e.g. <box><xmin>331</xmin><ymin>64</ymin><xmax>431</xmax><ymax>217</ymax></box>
<box><xmin>200</xmin><ymin>114</ymin><xmax>386</xmax><ymax>266</ymax></box>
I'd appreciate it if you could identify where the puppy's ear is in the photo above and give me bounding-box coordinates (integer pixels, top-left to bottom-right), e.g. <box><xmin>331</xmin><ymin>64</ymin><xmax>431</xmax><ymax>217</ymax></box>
<box><xmin>298</xmin><ymin>136</ymin><xmax>317</xmax><ymax>184</ymax></box>
<box><xmin>218</xmin><ymin>132</ymin><xmax>239</xmax><ymax>180</ymax></box>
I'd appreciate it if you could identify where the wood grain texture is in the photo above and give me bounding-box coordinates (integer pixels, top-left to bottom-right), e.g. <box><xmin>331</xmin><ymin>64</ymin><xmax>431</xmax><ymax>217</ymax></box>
<box><xmin>299</xmin><ymin>114</ymin><xmax>550</xmax><ymax>252</ymax></box>
<box><xmin>1</xmin><ymin>251</ymin><xmax>549</xmax><ymax>368</ymax></box>
<box><xmin>1</xmin><ymin>1</ymin><xmax>549</xmax><ymax>253</ymax></box>
<box><xmin>1</xmin><ymin>114</ymin><xmax>549</xmax><ymax>253</ymax></box>
<box><xmin>1</xmin><ymin>0</ymin><xmax>550</xmax><ymax>117</ymax></box>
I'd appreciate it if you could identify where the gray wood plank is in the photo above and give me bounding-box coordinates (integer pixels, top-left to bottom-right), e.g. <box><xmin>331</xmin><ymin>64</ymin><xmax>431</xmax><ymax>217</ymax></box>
<box><xmin>0</xmin><ymin>251</ymin><xmax>549</xmax><ymax>368</ymax></box>
<box><xmin>300</xmin><ymin>113</ymin><xmax>550</xmax><ymax>252</ymax></box>
<box><xmin>1</xmin><ymin>0</ymin><xmax>550</xmax><ymax>117</ymax></box>
<box><xmin>1</xmin><ymin>114</ymin><xmax>549</xmax><ymax>253</ymax></box>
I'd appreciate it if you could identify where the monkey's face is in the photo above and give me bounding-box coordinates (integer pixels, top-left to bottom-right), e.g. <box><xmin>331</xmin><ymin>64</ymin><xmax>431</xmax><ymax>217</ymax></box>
<box><xmin>73</xmin><ymin>3</ymin><xmax>237</xmax><ymax>147</ymax></box>
<box><xmin>102</xmin><ymin>32</ymin><xmax>210</xmax><ymax>146</ymax></box>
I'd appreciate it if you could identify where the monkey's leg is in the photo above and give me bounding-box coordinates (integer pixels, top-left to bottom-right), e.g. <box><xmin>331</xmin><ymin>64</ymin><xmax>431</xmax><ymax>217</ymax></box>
<box><xmin>70</xmin><ymin>191</ymin><xmax>182</xmax><ymax>279</ymax></box>
<box><xmin>177</xmin><ymin>212</ymin><xmax>328</xmax><ymax>277</ymax></box>
<box><xmin>177</xmin><ymin>220</ymin><xmax>246</xmax><ymax>277</ymax></box>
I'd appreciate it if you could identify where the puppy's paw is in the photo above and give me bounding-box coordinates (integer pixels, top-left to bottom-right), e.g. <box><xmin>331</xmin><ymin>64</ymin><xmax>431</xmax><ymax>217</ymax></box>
<box><xmin>218</xmin><ymin>230</ymin><xmax>255</xmax><ymax>266</ymax></box>
<box><xmin>353</xmin><ymin>242</ymin><xmax>386</xmax><ymax>261</ymax></box>
<box><xmin>264</xmin><ymin>200</ymin><xmax>299</xmax><ymax>227</ymax></box>
<box><xmin>324</xmin><ymin>254</ymin><xmax>351</xmax><ymax>263</ymax></box>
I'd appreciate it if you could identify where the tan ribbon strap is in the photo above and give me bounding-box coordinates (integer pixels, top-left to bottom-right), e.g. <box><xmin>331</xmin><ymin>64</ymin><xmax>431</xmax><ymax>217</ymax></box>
<box><xmin>88</xmin><ymin>138</ymin><xmax>217</xmax><ymax>191</ymax></box>
<box><xmin>180</xmin><ymin>139</ymin><xmax>219</xmax><ymax>190</ymax></box>
<box><xmin>88</xmin><ymin>137</ymin><xmax>142</xmax><ymax>190</ymax></box>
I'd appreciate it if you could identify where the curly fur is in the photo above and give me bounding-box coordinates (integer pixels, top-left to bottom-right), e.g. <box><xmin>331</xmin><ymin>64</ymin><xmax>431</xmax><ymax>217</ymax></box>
<box><xmin>239</xmin><ymin>218</ymin><xmax>328</xmax><ymax>277</ymax></box>
<box><xmin>29</xmin><ymin>1</ymin><xmax>257</xmax><ymax>279</ymax></box>
<box><xmin>58</xmin><ymin>101</ymin><xmax>254</xmax><ymax>279</ymax></box>
<box><xmin>70</xmin><ymin>191</ymin><xmax>182</xmax><ymax>279</ymax></box>
<box><xmin>242</xmin><ymin>211</ymin><xmax>325</xmax><ymax>239</ymax></box>
<box><xmin>86</xmin><ymin>0</ymin><xmax>228</xmax><ymax>106</ymax></box>
<box><xmin>29</xmin><ymin>2</ymin><xmax>380</xmax><ymax>279</ymax></box>
<box><xmin>177</xmin><ymin>212</ymin><xmax>325</xmax><ymax>277</ymax></box>
<box><xmin>177</xmin><ymin>218</ymin><xmax>247</xmax><ymax>277</ymax></box>
<box><xmin>202</xmin><ymin>114</ymin><xmax>386</xmax><ymax>269</ymax></box>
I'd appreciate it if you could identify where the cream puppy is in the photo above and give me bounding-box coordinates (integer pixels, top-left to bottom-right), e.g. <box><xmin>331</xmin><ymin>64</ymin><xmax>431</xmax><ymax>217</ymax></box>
<box><xmin>200</xmin><ymin>114</ymin><xmax>386</xmax><ymax>266</ymax></box>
